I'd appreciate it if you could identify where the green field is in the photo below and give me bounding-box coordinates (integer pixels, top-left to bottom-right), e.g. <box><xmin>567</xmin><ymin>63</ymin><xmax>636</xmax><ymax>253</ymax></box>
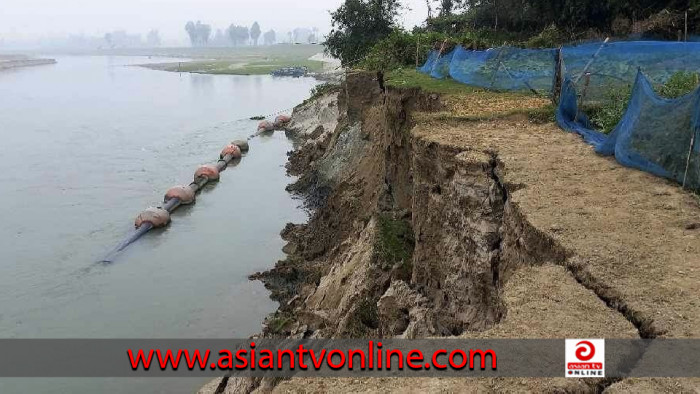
<box><xmin>128</xmin><ymin>44</ymin><xmax>326</xmax><ymax>75</ymax></box>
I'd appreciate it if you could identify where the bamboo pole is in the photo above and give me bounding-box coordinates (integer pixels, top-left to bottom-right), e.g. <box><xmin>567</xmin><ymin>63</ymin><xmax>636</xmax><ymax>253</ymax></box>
<box><xmin>575</xmin><ymin>37</ymin><xmax>610</xmax><ymax>85</ymax></box>
<box><xmin>682</xmin><ymin>131</ymin><xmax>696</xmax><ymax>189</ymax></box>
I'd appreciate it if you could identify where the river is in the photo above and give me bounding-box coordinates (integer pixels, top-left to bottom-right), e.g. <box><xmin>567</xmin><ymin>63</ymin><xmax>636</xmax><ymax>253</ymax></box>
<box><xmin>0</xmin><ymin>55</ymin><xmax>316</xmax><ymax>393</ymax></box>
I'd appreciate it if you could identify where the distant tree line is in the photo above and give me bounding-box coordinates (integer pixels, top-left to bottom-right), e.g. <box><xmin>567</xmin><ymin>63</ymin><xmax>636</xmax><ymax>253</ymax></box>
<box><xmin>325</xmin><ymin>0</ymin><xmax>700</xmax><ymax>67</ymax></box>
<box><xmin>184</xmin><ymin>21</ymin><xmax>320</xmax><ymax>47</ymax></box>
<box><xmin>426</xmin><ymin>0</ymin><xmax>700</xmax><ymax>39</ymax></box>
<box><xmin>103</xmin><ymin>30</ymin><xmax>160</xmax><ymax>48</ymax></box>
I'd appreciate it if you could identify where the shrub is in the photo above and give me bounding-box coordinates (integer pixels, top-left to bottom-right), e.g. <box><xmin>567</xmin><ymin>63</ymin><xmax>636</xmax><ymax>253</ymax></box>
<box><xmin>524</xmin><ymin>24</ymin><xmax>565</xmax><ymax>48</ymax></box>
<box><xmin>361</xmin><ymin>29</ymin><xmax>453</xmax><ymax>71</ymax></box>
<box><xmin>308</xmin><ymin>82</ymin><xmax>341</xmax><ymax>102</ymax></box>
<box><xmin>657</xmin><ymin>71</ymin><xmax>700</xmax><ymax>99</ymax></box>
<box><xmin>590</xmin><ymin>71</ymin><xmax>700</xmax><ymax>134</ymax></box>
<box><xmin>589</xmin><ymin>84</ymin><xmax>633</xmax><ymax>134</ymax></box>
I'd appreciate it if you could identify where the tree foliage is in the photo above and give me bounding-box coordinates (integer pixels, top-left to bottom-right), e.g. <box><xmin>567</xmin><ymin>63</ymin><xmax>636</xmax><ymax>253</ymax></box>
<box><xmin>427</xmin><ymin>0</ymin><xmax>700</xmax><ymax>39</ymax></box>
<box><xmin>185</xmin><ymin>21</ymin><xmax>212</xmax><ymax>47</ymax></box>
<box><xmin>263</xmin><ymin>30</ymin><xmax>277</xmax><ymax>45</ymax></box>
<box><xmin>227</xmin><ymin>24</ymin><xmax>250</xmax><ymax>46</ymax></box>
<box><xmin>325</xmin><ymin>0</ymin><xmax>403</xmax><ymax>66</ymax></box>
<box><xmin>250</xmin><ymin>22</ymin><xmax>262</xmax><ymax>45</ymax></box>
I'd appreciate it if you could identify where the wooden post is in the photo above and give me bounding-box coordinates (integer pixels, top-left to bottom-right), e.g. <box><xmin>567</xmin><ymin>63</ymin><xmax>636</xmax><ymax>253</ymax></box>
<box><xmin>575</xmin><ymin>73</ymin><xmax>591</xmax><ymax>123</ymax></box>
<box><xmin>552</xmin><ymin>46</ymin><xmax>564</xmax><ymax>105</ymax></box>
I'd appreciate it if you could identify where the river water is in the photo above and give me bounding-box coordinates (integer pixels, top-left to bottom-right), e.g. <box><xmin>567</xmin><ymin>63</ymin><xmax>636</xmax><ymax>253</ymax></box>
<box><xmin>0</xmin><ymin>56</ymin><xmax>315</xmax><ymax>393</ymax></box>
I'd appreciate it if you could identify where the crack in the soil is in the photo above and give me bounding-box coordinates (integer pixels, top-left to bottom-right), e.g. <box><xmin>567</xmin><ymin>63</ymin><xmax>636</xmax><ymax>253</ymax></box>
<box><xmin>565</xmin><ymin>259</ymin><xmax>663</xmax><ymax>339</ymax></box>
<box><xmin>487</xmin><ymin>152</ymin><xmax>508</xmax><ymax>289</ymax></box>
<box><xmin>214</xmin><ymin>375</ymin><xmax>230</xmax><ymax>394</ymax></box>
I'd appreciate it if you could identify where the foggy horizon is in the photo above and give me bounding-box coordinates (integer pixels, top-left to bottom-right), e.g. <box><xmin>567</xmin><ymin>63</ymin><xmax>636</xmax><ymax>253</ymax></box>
<box><xmin>1</xmin><ymin>0</ymin><xmax>428</xmax><ymax>48</ymax></box>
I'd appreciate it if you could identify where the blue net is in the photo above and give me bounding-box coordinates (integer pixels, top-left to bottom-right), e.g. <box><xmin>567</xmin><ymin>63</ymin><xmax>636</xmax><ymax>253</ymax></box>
<box><xmin>449</xmin><ymin>46</ymin><xmax>556</xmax><ymax>92</ymax></box>
<box><xmin>418</xmin><ymin>41</ymin><xmax>700</xmax><ymax>97</ymax></box>
<box><xmin>562</xmin><ymin>41</ymin><xmax>700</xmax><ymax>101</ymax></box>
<box><xmin>557</xmin><ymin>71</ymin><xmax>700</xmax><ymax>189</ymax></box>
<box><xmin>423</xmin><ymin>49</ymin><xmax>456</xmax><ymax>79</ymax></box>
<box><xmin>419</xmin><ymin>45</ymin><xmax>555</xmax><ymax>92</ymax></box>
<box><xmin>417</xmin><ymin>41</ymin><xmax>700</xmax><ymax>189</ymax></box>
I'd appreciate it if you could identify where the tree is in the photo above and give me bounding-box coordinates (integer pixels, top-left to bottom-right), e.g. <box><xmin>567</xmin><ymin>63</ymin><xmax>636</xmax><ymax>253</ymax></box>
<box><xmin>197</xmin><ymin>22</ymin><xmax>211</xmax><ymax>45</ymax></box>
<box><xmin>227</xmin><ymin>24</ymin><xmax>250</xmax><ymax>46</ymax></box>
<box><xmin>185</xmin><ymin>21</ymin><xmax>211</xmax><ymax>46</ymax></box>
<box><xmin>185</xmin><ymin>21</ymin><xmax>197</xmax><ymax>45</ymax></box>
<box><xmin>251</xmin><ymin>22</ymin><xmax>262</xmax><ymax>45</ymax></box>
<box><xmin>438</xmin><ymin>0</ymin><xmax>460</xmax><ymax>16</ymax></box>
<box><xmin>325</xmin><ymin>0</ymin><xmax>402</xmax><ymax>65</ymax></box>
<box><xmin>263</xmin><ymin>29</ymin><xmax>277</xmax><ymax>45</ymax></box>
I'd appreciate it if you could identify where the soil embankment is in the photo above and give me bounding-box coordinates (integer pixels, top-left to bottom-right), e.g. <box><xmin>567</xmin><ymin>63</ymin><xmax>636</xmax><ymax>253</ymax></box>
<box><xmin>205</xmin><ymin>71</ymin><xmax>700</xmax><ymax>393</ymax></box>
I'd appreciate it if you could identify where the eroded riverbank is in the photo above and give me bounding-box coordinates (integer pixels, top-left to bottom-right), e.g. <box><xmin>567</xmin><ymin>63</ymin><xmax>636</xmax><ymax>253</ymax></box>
<box><xmin>203</xmin><ymin>71</ymin><xmax>700</xmax><ymax>393</ymax></box>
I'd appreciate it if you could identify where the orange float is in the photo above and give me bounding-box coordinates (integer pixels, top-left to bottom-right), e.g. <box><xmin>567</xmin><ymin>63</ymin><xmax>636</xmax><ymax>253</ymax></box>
<box><xmin>257</xmin><ymin>120</ymin><xmax>274</xmax><ymax>132</ymax></box>
<box><xmin>232</xmin><ymin>139</ymin><xmax>249</xmax><ymax>152</ymax></box>
<box><xmin>194</xmin><ymin>164</ymin><xmax>220</xmax><ymax>181</ymax></box>
<box><xmin>274</xmin><ymin>114</ymin><xmax>292</xmax><ymax>128</ymax></box>
<box><xmin>220</xmin><ymin>144</ymin><xmax>242</xmax><ymax>160</ymax></box>
<box><xmin>164</xmin><ymin>185</ymin><xmax>196</xmax><ymax>205</ymax></box>
<box><xmin>135</xmin><ymin>207</ymin><xmax>170</xmax><ymax>228</ymax></box>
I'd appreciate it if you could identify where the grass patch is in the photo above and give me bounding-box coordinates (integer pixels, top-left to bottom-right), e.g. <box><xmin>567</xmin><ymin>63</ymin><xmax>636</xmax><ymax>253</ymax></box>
<box><xmin>385</xmin><ymin>68</ymin><xmax>481</xmax><ymax>95</ymax></box>
<box><xmin>266</xmin><ymin>314</ymin><xmax>294</xmax><ymax>335</ymax></box>
<box><xmin>525</xmin><ymin>104</ymin><xmax>556</xmax><ymax>123</ymax></box>
<box><xmin>137</xmin><ymin>44</ymin><xmax>326</xmax><ymax>75</ymax></box>
<box><xmin>374</xmin><ymin>213</ymin><xmax>414</xmax><ymax>273</ymax></box>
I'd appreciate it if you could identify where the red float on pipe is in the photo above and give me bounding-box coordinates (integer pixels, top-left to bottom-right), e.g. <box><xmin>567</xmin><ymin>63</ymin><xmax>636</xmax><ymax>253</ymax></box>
<box><xmin>194</xmin><ymin>164</ymin><xmax>220</xmax><ymax>181</ymax></box>
<box><xmin>220</xmin><ymin>144</ymin><xmax>242</xmax><ymax>160</ymax></box>
<box><xmin>232</xmin><ymin>139</ymin><xmax>249</xmax><ymax>152</ymax></box>
<box><xmin>135</xmin><ymin>207</ymin><xmax>170</xmax><ymax>229</ymax></box>
<box><xmin>257</xmin><ymin>120</ymin><xmax>274</xmax><ymax>132</ymax></box>
<box><xmin>164</xmin><ymin>185</ymin><xmax>196</xmax><ymax>205</ymax></box>
<box><xmin>274</xmin><ymin>114</ymin><xmax>292</xmax><ymax>128</ymax></box>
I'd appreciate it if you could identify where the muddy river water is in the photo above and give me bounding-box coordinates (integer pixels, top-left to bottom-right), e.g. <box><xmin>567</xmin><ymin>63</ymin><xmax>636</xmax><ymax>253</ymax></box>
<box><xmin>0</xmin><ymin>55</ymin><xmax>316</xmax><ymax>393</ymax></box>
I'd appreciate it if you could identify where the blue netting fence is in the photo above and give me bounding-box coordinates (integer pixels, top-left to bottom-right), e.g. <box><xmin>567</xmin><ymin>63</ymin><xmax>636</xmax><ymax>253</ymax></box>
<box><xmin>418</xmin><ymin>41</ymin><xmax>700</xmax><ymax>189</ymax></box>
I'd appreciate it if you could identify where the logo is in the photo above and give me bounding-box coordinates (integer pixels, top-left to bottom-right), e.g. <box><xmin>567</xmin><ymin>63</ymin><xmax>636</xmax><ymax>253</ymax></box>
<box><xmin>565</xmin><ymin>339</ymin><xmax>605</xmax><ymax>377</ymax></box>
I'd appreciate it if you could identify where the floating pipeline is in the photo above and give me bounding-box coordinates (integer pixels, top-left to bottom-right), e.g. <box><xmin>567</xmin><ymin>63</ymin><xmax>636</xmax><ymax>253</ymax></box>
<box><xmin>100</xmin><ymin>114</ymin><xmax>291</xmax><ymax>263</ymax></box>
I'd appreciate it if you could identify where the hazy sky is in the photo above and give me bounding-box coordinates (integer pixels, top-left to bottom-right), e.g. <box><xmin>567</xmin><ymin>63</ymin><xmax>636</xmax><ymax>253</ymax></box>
<box><xmin>1</xmin><ymin>0</ymin><xmax>429</xmax><ymax>42</ymax></box>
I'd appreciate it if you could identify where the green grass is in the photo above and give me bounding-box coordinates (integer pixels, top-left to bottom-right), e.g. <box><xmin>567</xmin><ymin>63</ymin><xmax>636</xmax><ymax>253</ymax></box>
<box><xmin>136</xmin><ymin>44</ymin><xmax>325</xmax><ymax>75</ymax></box>
<box><xmin>385</xmin><ymin>68</ymin><xmax>481</xmax><ymax>95</ymax></box>
<box><xmin>374</xmin><ymin>213</ymin><xmax>414</xmax><ymax>272</ymax></box>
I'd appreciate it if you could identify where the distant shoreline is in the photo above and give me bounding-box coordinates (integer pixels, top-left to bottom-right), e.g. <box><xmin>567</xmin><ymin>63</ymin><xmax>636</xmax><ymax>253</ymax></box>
<box><xmin>0</xmin><ymin>57</ymin><xmax>57</xmax><ymax>71</ymax></box>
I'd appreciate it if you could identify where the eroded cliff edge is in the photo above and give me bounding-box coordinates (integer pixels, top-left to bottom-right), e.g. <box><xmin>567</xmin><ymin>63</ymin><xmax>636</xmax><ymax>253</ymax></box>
<box><xmin>207</xmin><ymin>72</ymin><xmax>700</xmax><ymax>394</ymax></box>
